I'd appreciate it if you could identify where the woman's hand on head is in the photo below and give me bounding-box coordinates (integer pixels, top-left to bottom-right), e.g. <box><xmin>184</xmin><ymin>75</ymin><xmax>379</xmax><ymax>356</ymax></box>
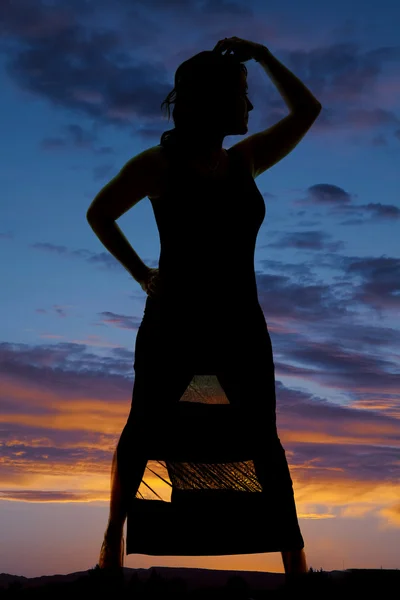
<box><xmin>212</xmin><ymin>36</ymin><xmax>266</xmax><ymax>63</ymax></box>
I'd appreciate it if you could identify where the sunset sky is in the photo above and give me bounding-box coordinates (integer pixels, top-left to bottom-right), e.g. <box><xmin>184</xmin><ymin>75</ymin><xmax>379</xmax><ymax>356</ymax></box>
<box><xmin>1</xmin><ymin>0</ymin><xmax>399</xmax><ymax>579</ymax></box>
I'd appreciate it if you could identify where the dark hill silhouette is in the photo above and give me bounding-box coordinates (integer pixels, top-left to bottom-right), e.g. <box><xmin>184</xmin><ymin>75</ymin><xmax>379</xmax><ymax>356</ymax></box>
<box><xmin>1</xmin><ymin>566</ymin><xmax>399</xmax><ymax>595</ymax></box>
<box><xmin>0</xmin><ymin>566</ymin><xmax>300</xmax><ymax>590</ymax></box>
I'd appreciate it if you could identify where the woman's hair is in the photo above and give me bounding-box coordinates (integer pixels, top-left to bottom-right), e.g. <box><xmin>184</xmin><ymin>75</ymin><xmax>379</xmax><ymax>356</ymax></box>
<box><xmin>160</xmin><ymin>50</ymin><xmax>247</xmax><ymax>151</ymax></box>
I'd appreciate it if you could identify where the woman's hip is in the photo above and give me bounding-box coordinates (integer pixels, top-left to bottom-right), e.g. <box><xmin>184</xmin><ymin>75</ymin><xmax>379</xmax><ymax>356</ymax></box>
<box><xmin>133</xmin><ymin>314</ymin><xmax>273</xmax><ymax>377</ymax></box>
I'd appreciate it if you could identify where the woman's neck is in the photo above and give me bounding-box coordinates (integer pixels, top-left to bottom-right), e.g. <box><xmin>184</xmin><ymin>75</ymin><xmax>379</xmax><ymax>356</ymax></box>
<box><xmin>176</xmin><ymin>129</ymin><xmax>225</xmax><ymax>163</ymax></box>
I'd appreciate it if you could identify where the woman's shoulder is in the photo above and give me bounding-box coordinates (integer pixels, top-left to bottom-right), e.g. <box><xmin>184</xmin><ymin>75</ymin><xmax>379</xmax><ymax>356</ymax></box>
<box><xmin>146</xmin><ymin>144</ymin><xmax>172</xmax><ymax>202</ymax></box>
<box><xmin>147</xmin><ymin>138</ymin><xmax>253</xmax><ymax>203</ymax></box>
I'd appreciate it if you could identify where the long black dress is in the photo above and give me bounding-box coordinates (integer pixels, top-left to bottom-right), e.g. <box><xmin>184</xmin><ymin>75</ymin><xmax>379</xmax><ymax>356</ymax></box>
<box><xmin>123</xmin><ymin>132</ymin><xmax>305</xmax><ymax>556</ymax></box>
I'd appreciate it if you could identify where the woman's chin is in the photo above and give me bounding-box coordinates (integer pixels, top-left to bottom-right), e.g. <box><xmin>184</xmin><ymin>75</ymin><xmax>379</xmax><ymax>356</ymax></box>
<box><xmin>224</xmin><ymin>121</ymin><xmax>248</xmax><ymax>136</ymax></box>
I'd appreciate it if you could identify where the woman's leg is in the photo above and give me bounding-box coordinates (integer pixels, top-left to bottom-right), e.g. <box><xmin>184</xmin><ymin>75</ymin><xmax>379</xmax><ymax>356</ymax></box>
<box><xmin>98</xmin><ymin>369</ymin><xmax>148</xmax><ymax>569</ymax></box>
<box><xmin>281</xmin><ymin>548</ymin><xmax>308</xmax><ymax>574</ymax></box>
<box><xmin>215</xmin><ymin>325</ymin><xmax>307</xmax><ymax>576</ymax></box>
<box><xmin>99</xmin><ymin>348</ymin><xmax>193</xmax><ymax>568</ymax></box>
<box><xmin>98</xmin><ymin>444</ymin><xmax>147</xmax><ymax>569</ymax></box>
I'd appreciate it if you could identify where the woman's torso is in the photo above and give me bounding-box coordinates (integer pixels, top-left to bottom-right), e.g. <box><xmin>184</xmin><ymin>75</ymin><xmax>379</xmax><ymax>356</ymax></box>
<box><xmin>145</xmin><ymin>140</ymin><xmax>266</xmax><ymax>323</ymax></box>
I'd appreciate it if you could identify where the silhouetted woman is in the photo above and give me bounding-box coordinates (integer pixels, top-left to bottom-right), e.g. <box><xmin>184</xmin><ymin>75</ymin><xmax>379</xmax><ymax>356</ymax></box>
<box><xmin>87</xmin><ymin>36</ymin><xmax>321</xmax><ymax>582</ymax></box>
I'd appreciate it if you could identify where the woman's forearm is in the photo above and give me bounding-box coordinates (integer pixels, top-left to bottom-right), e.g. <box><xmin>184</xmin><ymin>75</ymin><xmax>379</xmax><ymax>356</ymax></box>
<box><xmin>87</xmin><ymin>218</ymin><xmax>150</xmax><ymax>284</ymax></box>
<box><xmin>255</xmin><ymin>46</ymin><xmax>321</xmax><ymax>113</ymax></box>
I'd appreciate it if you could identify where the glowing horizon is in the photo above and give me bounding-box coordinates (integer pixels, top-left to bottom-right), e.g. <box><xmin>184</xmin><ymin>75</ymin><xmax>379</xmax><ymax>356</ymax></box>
<box><xmin>1</xmin><ymin>0</ymin><xmax>399</xmax><ymax>579</ymax></box>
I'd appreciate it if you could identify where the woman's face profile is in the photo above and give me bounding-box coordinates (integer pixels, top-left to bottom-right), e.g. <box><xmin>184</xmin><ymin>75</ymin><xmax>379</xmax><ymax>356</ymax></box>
<box><xmin>211</xmin><ymin>70</ymin><xmax>254</xmax><ymax>135</ymax></box>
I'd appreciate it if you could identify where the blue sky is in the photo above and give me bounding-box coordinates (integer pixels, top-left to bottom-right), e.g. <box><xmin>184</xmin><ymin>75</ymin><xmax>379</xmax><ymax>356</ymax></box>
<box><xmin>0</xmin><ymin>0</ymin><xmax>399</xmax><ymax>578</ymax></box>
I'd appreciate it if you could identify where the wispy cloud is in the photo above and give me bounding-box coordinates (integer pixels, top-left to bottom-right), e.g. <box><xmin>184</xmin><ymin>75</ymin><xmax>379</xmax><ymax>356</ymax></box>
<box><xmin>1</xmin><ymin>332</ymin><xmax>398</xmax><ymax>526</ymax></box>
<box><xmin>1</xmin><ymin>1</ymin><xmax>399</xmax><ymax>148</ymax></box>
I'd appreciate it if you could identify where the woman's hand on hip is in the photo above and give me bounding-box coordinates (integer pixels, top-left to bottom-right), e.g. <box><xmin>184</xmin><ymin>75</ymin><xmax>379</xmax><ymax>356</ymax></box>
<box><xmin>140</xmin><ymin>267</ymin><xmax>161</xmax><ymax>298</ymax></box>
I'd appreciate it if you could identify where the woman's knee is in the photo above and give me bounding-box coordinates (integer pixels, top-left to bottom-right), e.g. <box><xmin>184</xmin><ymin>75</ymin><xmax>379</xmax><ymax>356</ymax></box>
<box><xmin>117</xmin><ymin>418</ymin><xmax>143</xmax><ymax>457</ymax></box>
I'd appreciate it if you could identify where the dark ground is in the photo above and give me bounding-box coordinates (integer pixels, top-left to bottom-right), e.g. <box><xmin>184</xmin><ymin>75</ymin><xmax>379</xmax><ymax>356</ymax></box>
<box><xmin>1</xmin><ymin>567</ymin><xmax>399</xmax><ymax>599</ymax></box>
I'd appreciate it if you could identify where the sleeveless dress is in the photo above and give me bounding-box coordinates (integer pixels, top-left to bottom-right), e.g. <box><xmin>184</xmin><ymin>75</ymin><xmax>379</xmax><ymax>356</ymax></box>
<box><xmin>125</xmin><ymin>136</ymin><xmax>304</xmax><ymax>556</ymax></box>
